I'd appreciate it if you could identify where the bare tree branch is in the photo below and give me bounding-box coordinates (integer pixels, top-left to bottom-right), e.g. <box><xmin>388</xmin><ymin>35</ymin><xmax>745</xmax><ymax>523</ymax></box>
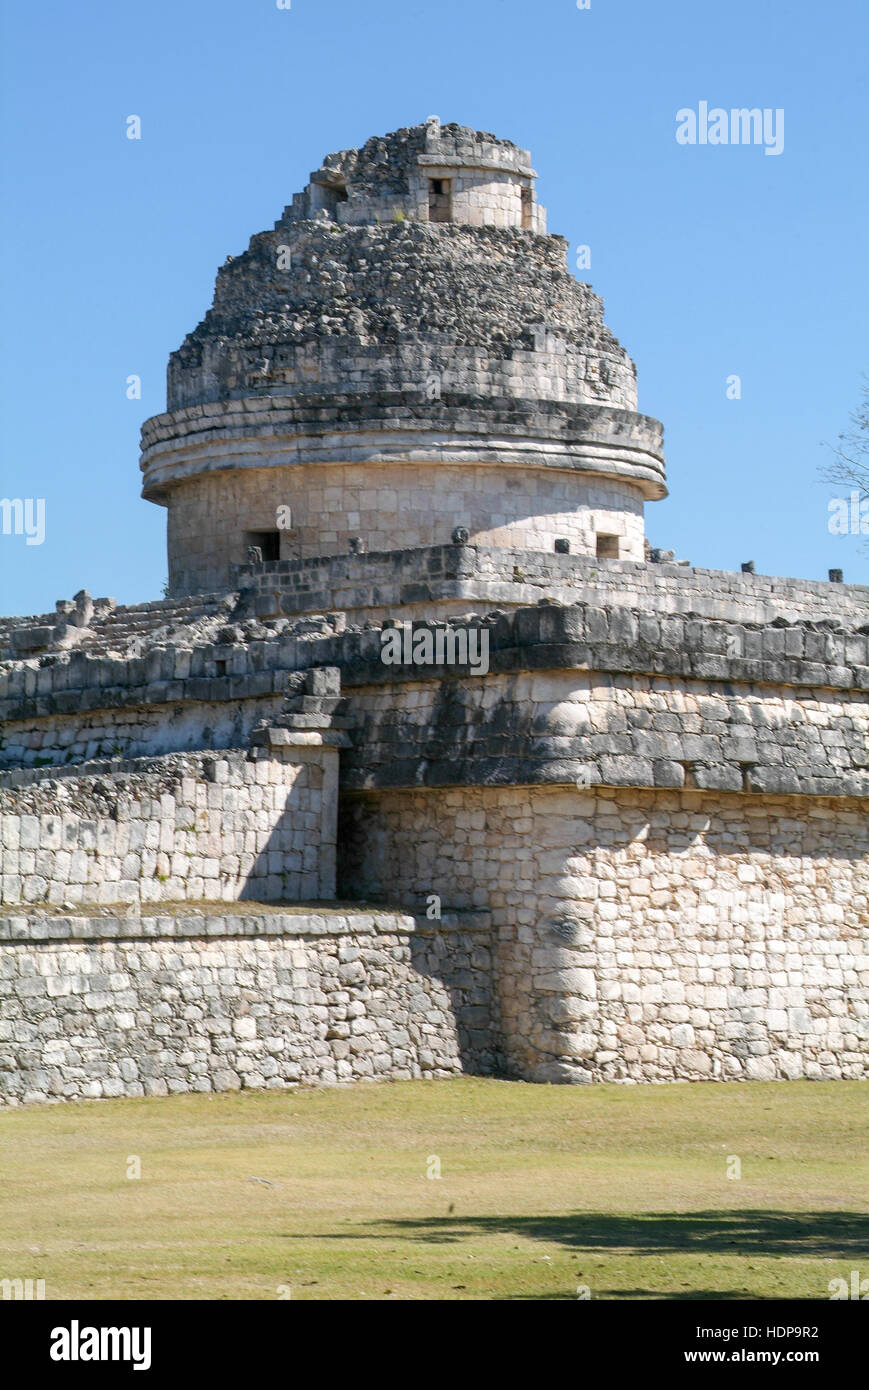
<box><xmin>821</xmin><ymin>376</ymin><xmax>869</xmax><ymax>499</ymax></box>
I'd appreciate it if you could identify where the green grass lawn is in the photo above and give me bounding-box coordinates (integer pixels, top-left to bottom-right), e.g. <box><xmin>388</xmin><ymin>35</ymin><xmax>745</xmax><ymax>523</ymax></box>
<box><xmin>0</xmin><ymin>1078</ymin><xmax>866</xmax><ymax>1300</ymax></box>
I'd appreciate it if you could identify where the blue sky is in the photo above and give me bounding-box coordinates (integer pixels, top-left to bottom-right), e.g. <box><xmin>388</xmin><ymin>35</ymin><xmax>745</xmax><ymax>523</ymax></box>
<box><xmin>1</xmin><ymin>0</ymin><xmax>866</xmax><ymax>615</ymax></box>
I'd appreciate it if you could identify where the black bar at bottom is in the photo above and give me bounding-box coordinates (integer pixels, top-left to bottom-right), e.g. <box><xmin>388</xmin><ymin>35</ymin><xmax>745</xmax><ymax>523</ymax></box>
<box><xmin>6</xmin><ymin>1296</ymin><xmax>866</xmax><ymax>1376</ymax></box>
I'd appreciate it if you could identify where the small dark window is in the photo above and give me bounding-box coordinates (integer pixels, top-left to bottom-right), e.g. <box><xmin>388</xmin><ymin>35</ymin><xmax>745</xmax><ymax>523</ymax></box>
<box><xmin>429</xmin><ymin>177</ymin><xmax>452</xmax><ymax>222</ymax></box>
<box><xmin>521</xmin><ymin>186</ymin><xmax>533</xmax><ymax>229</ymax></box>
<box><xmin>245</xmin><ymin>530</ymin><xmax>280</xmax><ymax>563</ymax></box>
<box><xmin>596</xmin><ymin>534</ymin><xmax>620</xmax><ymax>559</ymax></box>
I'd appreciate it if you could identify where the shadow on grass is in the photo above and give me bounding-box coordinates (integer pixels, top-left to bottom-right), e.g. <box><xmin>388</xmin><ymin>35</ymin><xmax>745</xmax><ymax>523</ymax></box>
<box><xmin>286</xmin><ymin>1210</ymin><xmax>869</xmax><ymax>1259</ymax></box>
<box><xmin>503</xmin><ymin>1289</ymin><xmax>783</xmax><ymax>1301</ymax></box>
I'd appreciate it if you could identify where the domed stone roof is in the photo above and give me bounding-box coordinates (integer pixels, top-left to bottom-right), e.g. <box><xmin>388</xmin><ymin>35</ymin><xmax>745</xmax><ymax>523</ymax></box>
<box><xmin>140</xmin><ymin>122</ymin><xmax>666</xmax><ymax>596</ymax></box>
<box><xmin>167</xmin><ymin>219</ymin><xmax>637</xmax><ymax>412</ymax></box>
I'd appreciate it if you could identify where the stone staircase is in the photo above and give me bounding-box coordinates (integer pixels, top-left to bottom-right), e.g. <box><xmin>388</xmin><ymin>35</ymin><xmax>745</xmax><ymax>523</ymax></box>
<box><xmin>84</xmin><ymin>593</ymin><xmax>236</xmax><ymax>655</ymax></box>
<box><xmin>0</xmin><ymin>590</ymin><xmax>237</xmax><ymax>662</ymax></box>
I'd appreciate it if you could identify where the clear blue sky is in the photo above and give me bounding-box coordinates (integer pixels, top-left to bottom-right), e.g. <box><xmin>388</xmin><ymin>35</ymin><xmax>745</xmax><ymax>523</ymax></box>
<box><xmin>1</xmin><ymin>0</ymin><xmax>866</xmax><ymax>616</ymax></box>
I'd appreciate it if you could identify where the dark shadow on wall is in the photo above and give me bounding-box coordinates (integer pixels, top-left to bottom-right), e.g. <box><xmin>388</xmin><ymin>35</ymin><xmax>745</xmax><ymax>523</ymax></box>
<box><xmin>242</xmin><ymin>766</ymin><xmax>327</xmax><ymax>901</ymax></box>
<box><xmin>335</xmin><ymin>777</ymin><xmax>868</xmax><ymax>1079</ymax></box>
<box><xmin>407</xmin><ymin>928</ymin><xmax>502</xmax><ymax>1080</ymax></box>
<box><xmin>336</xmin><ymin>792</ymin><xmax>392</xmax><ymax>904</ymax></box>
<box><xmin>337</xmin><ymin>793</ymin><xmax>501</xmax><ymax>1078</ymax></box>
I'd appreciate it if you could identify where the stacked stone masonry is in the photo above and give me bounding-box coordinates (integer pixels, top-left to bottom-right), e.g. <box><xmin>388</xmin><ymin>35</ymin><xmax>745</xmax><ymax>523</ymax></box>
<box><xmin>0</xmin><ymin>748</ymin><xmax>336</xmax><ymax>909</ymax></box>
<box><xmin>282</xmin><ymin>121</ymin><xmax>547</xmax><ymax>233</ymax></box>
<box><xmin>235</xmin><ymin>545</ymin><xmax>869</xmax><ymax>625</ymax></box>
<box><xmin>339</xmin><ymin>785</ymin><xmax>867</xmax><ymax>1084</ymax></box>
<box><xmin>1</xmin><ymin>595</ymin><xmax>866</xmax><ymax>1098</ymax></box>
<box><xmin>142</xmin><ymin>123</ymin><xmax>660</xmax><ymax>596</ymax></box>
<box><xmin>1</xmin><ymin>122</ymin><xmax>867</xmax><ymax>1101</ymax></box>
<box><xmin>0</xmin><ymin>909</ymin><xmax>495</xmax><ymax>1105</ymax></box>
<box><xmin>159</xmin><ymin>465</ymin><xmax>648</xmax><ymax>595</ymax></box>
<box><xmin>3</xmin><ymin>548</ymin><xmax>867</xmax><ymax>665</ymax></box>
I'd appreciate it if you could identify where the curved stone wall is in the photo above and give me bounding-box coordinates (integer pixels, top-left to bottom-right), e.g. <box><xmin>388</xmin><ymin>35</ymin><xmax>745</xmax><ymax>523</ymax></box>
<box><xmin>163</xmin><ymin>222</ymin><xmax>638</xmax><ymax>414</ymax></box>
<box><xmin>140</xmin><ymin>126</ymin><xmax>667</xmax><ymax>596</ymax></box>
<box><xmin>1</xmin><ymin>595</ymin><xmax>866</xmax><ymax>1094</ymax></box>
<box><xmin>282</xmin><ymin>119</ymin><xmax>548</xmax><ymax>232</ymax></box>
<box><xmin>159</xmin><ymin>460</ymin><xmax>647</xmax><ymax>596</ymax></box>
<box><xmin>338</xmin><ymin>784</ymin><xmax>869</xmax><ymax>1085</ymax></box>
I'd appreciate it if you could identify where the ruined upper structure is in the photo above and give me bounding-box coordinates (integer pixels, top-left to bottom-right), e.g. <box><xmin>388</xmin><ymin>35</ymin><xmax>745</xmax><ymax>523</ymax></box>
<box><xmin>140</xmin><ymin>121</ymin><xmax>666</xmax><ymax>595</ymax></box>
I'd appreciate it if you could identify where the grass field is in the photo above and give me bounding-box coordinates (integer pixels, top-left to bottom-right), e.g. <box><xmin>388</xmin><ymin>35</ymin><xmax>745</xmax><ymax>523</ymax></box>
<box><xmin>0</xmin><ymin>1078</ymin><xmax>866</xmax><ymax>1300</ymax></box>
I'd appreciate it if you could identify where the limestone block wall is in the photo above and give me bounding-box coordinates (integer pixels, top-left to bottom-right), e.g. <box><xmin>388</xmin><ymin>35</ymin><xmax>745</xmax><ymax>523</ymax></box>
<box><xmin>162</xmin><ymin>339</ymin><xmax>639</xmax><ymax>420</ymax></box>
<box><xmin>3</xmin><ymin>601</ymin><xmax>868</xmax><ymax>791</ymax></box>
<box><xmin>162</xmin><ymin>312</ymin><xmax>639</xmax><ymax>419</ymax></box>
<box><xmin>342</xmin><ymin>665</ymin><xmax>869</xmax><ymax>799</ymax></box>
<box><xmin>0</xmin><ymin>908</ymin><xmax>496</xmax><ymax>1105</ymax></box>
<box><xmin>338</xmin><ymin>785</ymin><xmax>869</xmax><ymax>1084</ymax></box>
<box><xmin>163</xmin><ymin>462</ymin><xmax>646</xmax><ymax>595</ymax></box>
<box><xmin>232</xmin><ymin>544</ymin><xmax>869</xmax><ymax>628</ymax></box>
<box><xmin>319</xmin><ymin>165</ymin><xmax>545</xmax><ymax>232</ymax></box>
<box><xmin>0</xmin><ymin>592</ymin><xmax>866</xmax><ymax>1096</ymax></box>
<box><xmin>0</xmin><ymin>645</ymin><xmax>295</xmax><ymax>769</ymax></box>
<box><xmin>409</xmin><ymin>165</ymin><xmax>545</xmax><ymax>231</ymax></box>
<box><xmin>0</xmin><ymin>697</ymin><xmax>282</xmax><ymax>771</ymax></box>
<box><xmin>0</xmin><ymin>746</ymin><xmax>338</xmax><ymax>909</ymax></box>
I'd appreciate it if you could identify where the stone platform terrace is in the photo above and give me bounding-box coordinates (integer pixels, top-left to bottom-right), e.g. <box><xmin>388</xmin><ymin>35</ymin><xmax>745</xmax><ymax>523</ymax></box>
<box><xmin>0</xmin><ymin>902</ymin><xmax>495</xmax><ymax>1105</ymax></box>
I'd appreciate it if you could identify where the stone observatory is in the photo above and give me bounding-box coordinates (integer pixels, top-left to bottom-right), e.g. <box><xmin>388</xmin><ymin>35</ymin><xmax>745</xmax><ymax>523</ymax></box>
<box><xmin>0</xmin><ymin>122</ymin><xmax>867</xmax><ymax>1106</ymax></box>
<box><xmin>140</xmin><ymin>119</ymin><xmax>666</xmax><ymax>597</ymax></box>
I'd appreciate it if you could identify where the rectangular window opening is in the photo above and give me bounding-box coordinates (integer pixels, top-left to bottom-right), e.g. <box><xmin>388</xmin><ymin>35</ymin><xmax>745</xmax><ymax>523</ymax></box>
<box><xmin>429</xmin><ymin>177</ymin><xmax>453</xmax><ymax>223</ymax></box>
<box><xmin>521</xmin><ymin>186</ymin><xmax>533</xmax><ymax>229</ymax></box>
<box><xmin>596</xmin><ymin>534</ymin><xmax>620</xmax><ymax>559</ymax></box>
<box><xmin>245</xmin><ymin>530</ymin><xmax>281</xmax><ymax>563</ymax></box>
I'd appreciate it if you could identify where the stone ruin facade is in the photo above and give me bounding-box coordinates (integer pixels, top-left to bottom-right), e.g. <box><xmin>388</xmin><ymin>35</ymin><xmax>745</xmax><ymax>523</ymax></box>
<box><xmin>0</xmin><ymin>122</ymin><xmax>866</xmax><ymax>1104</ymax></box>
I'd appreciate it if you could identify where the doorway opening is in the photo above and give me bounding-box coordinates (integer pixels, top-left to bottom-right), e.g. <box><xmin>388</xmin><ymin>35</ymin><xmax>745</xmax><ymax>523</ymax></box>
<box><xmin>428</xmin><ymin>178</ymin><xmax>453</xmax><ymax>222</ymax></box>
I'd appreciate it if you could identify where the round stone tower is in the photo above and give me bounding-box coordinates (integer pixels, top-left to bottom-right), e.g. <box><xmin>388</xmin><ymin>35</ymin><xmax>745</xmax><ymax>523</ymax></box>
<box><xmin>140</xmin><ymin>120</ymin><xmax>666</xmax><ymax>596</ymax></box>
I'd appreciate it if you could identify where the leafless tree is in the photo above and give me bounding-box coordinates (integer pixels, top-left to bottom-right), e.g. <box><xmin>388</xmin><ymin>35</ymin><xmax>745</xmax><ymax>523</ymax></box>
<box><xmin>821</xmin><ymin>378</ymin><xmax>869</xmax><ymax>552</ymax></box>
<box><xmin>822</xmin><ymin>377</ymin><xmax>869</xmax><ymax>499</ymax></box>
